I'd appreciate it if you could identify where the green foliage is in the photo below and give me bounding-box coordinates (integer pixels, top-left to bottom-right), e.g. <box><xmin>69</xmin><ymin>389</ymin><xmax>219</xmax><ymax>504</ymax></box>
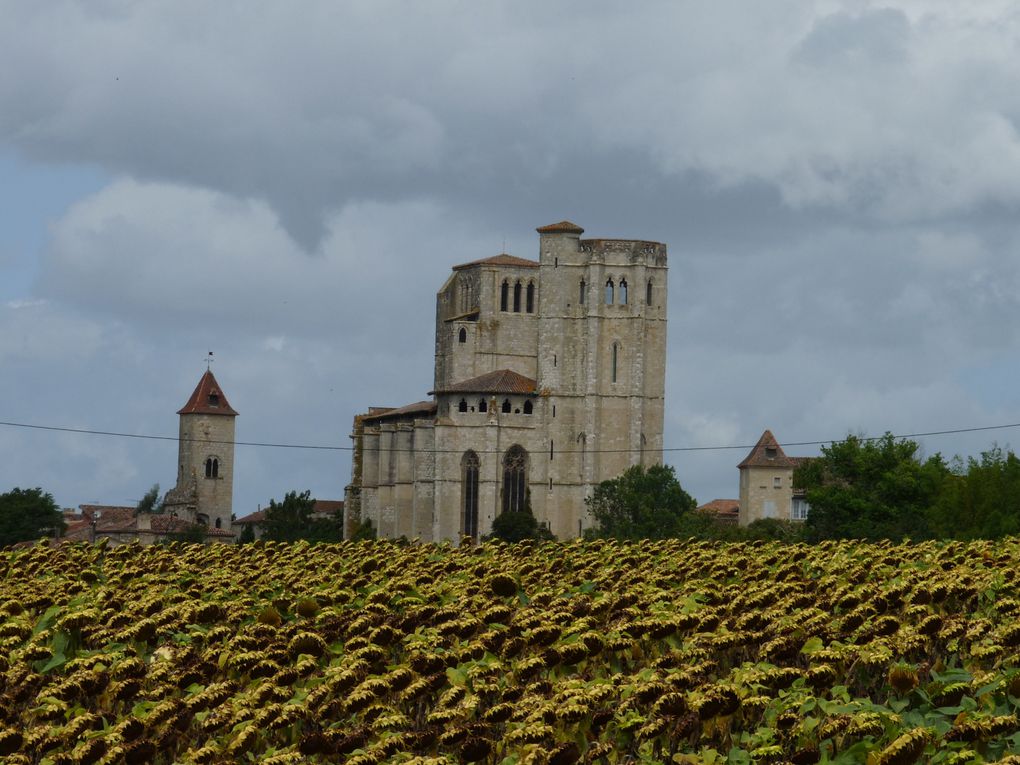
<box><xmin>262</xmin><ymin>490</ymin><xmax>342</xmax><ymax>543</ymax></box>
<box><xmin>160</xmin><ymin>523</ymin><xmax>208</xmax><ymax>544</ymax></box>
<box><xmin>796</xmin><ymin>433</ymin><xmax>949</xmax><ymax>542</ymax></box>
<box><xmin>485</xmin><ymin>507</ymin><xmax>554</xmax><ymax>543</ymax></box>
<box><xmin>585</xmin><ymin>464</ymin><xmax>697</xmax><ymax>540</ymax></box>
<box><xmin>741</xmin><ymin>517</ymin><xmax>807</xmax><ymax>542</ymax></box>
<box><xmin>927</xmin><ymin>446</ymin><xmax>1020</xmax><ymax>539</ymax></box>
<box><xmin>135</xmin><ymin>483</ymin><xmax>163</xmax><ymax>516</ymax></box>
<box><xmin>237</xmin><ymin>522</ymin><xmax>256</xmax><ymax>544</ymax></box>
<box><xmin>0</xmin><ymin>486</ymin><xmax>64</xmax><ymax>547</ymax></box>
<box><xmin>349</xmin><ymin>516</ymin><xmax>377</xmax><ymax>541</ymax></box>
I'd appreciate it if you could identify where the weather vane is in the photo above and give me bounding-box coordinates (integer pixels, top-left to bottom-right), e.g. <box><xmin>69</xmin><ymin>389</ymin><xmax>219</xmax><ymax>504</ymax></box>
<box><xmin>206</xmin><ymin>351</ymin><xmax>214</xmax><ymax>370</ymax></box>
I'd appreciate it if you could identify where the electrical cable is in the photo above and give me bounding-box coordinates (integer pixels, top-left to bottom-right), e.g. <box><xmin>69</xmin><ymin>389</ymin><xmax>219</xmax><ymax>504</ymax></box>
<box><xmin>2</xmin><ymin>418</ymin><xmax>1019</xmax><ymax>456</ymax></box>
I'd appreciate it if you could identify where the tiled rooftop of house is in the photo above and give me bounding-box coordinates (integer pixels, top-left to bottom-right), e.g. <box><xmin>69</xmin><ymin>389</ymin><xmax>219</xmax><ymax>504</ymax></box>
<box><xmin>431</xmin><ymin>369</ymin><xmax>537</xmax><ymax>396</ymax></box>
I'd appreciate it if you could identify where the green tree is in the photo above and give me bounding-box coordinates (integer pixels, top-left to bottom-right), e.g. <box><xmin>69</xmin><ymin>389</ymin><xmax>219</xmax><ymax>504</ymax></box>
<box><xmin>350</xmin><ymin>517</ymin><xmax>377</xmax><ymax>542</ymax></box>
<box><xmin>926</xmin><ymin>446</ymin><xmax>1020</xmax><ymax>539</ymax></box>
<box><xmin>135</xmin><ymin>483</ymin><xmax>163</xmax><ymax>515</ymax></box>
<box><xmin>262</xmin><ymin>490</ymin><xmax>342</xmax><ymax>543</ymax></box>
<box><xmin>237</xmin><ymin>522</ymin><xmax>256</xmax><ymax>544</ymax></box>
<box><xmin>0</xmin><ymin>487</ymin><xmax>65</xmax><ymax>547</ymax></box>
<box><xmin>796</xmin><ymin>433</ymin><xmax>948</xmax><ymax>542</ymax></box>
<box><xmin>485</xmin><ymin>508</ymin><xmax>554</xmax><ymax>543</ymax></box>
<box><xmin>585</xmin><ymin>464</ymin><xmax>697</xmax><ymax>540</ymax></box>
<box><xmin>160</xmin><ymin>523</ymin><xmax>208</xmax><ymax>544</ymax></box>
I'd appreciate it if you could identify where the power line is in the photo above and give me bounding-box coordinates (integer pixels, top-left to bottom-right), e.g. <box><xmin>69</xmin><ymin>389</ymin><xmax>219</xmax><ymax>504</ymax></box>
<box><xmin>1</xmin><ymin>418</ymin><xmax>1019</xmax><ymax>456</ymax></box>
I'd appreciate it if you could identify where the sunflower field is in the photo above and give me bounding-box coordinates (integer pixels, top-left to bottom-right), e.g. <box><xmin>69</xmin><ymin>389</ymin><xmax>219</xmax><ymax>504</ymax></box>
<box><xmin>4</xmin><ymin>537</ymin><xmax>1020</xmax><ymax>764</ymax></box>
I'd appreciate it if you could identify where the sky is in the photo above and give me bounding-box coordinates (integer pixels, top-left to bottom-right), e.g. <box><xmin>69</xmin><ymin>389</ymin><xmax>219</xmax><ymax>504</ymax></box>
<box><xmin>2</xmin><ymin>1</ymin><xmax>1020</xmax><ymax>518</ymax></box>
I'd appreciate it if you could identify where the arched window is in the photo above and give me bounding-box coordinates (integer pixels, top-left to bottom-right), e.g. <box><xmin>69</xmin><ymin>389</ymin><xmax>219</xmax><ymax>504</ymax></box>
<box><xmin>458</xmin><ymin>327</ymin><xmax>467</xmax><ymax>343</ymax></box>
<box><xmin>208</xmin><ymin>393</ymin><xmax>220</xmax><ymax>408</ymax></box>
<box><xmin>458</xmin><ymin>399</ymin><xmax>468</xmax><ymax>413</ymax></box>
<box><xmin>619</xmin><ymin>279</ymin><xmax>628</xmax><ymax>305</ymax></box>
<box><xmin>479</xmin><ymin>399</ymin><xmax>488</xmax><ymax>413</ymax></box>
<box><xmin>215</xmin><ymin>517</ymin><xmax>222</xmax><ymax>529</ymax></box>
<box><xmin>502</xmin><ymin>445</ymin><xmax>528</xmax><ymax>514</ymax></box>
<box><xmin>605</xmin><ymin>279</ymin><xmax>614</xmax><ymax>305</ymax></box>
<box><xmin>462</xmin><ymin>451</ymin><xmax>480</xmax><ymax>539</ymax></box>
<box><xmin>500</xmin><ymin>280</ymin><xmax>509</xmax><ymax>311</ymax></box>
<box><xmin>501</xmin><ymin>399</ymin><xmax>511</xmax><ymax>414</ymax></box>
<box><xmin>513</xmin><ymin>281</ymin><xmax>522</xmax><ymax>312</ymax></box>
<box><xmin>526</xmin><ymin>281</ymin><xmax>535</xmax><ymax>313</ymax></box>
<box><xmin>611</xmin><ymin>343</ymin><xmax>619</xmax><ymax>383</ymax></box>
<box><xmin>646</xmin><ymin>279</ymin><xmax>653</xmax><ymax>305</ymax></box>
<box><xmin>205</xmin><ymin>457</ymin><xmax>219</xmax><ymax>479</ymax></box>
<box><xmin>579</xmin><ymin>280</ymin><xmax>586</xmax><ymax>305</ymax></box>
<box><xmin>523</xmin><ymin>400</ymin><xmax>533</xmax><ymax>415</ymax></box>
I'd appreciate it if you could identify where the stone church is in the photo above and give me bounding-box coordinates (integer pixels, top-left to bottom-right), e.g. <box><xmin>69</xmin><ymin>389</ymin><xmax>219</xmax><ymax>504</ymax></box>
<box><xmin>344</xmin><ymin>220</ymin><xmax>668</xmax><ymax>542</ymax></box>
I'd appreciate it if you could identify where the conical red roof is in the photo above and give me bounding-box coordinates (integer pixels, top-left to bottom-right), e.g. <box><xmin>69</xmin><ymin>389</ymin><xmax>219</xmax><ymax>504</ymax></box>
<box><xmin>737</xmin><ymin>429</ymin><xmax>796</xmax><ymax>468</ymax></box>
<box><xmin>177</xmin><ymin>370</ymin><xmax>238</xmax><ymax>416</ymax></box>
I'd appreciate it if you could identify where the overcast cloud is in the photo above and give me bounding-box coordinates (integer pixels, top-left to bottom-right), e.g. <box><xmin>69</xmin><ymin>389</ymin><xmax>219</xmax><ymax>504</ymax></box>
<box><xmin>2</xmin><ymin>1</ymin><xmax>1020</xmax><ymax>516</ymax></box>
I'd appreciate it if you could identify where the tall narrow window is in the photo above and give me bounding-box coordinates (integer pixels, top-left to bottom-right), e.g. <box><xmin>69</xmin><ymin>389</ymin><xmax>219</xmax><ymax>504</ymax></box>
<box><xmin>605</xmin><ymin>279</ymin><xmax>614</xmax><ymax>304</ymax></box>
<box><xmin>619</xmin><ymin>279</ymin><xmax>628</xmax><ymax>305</ymax></box>
<box><xmin>205</xmin><ymin>457</ymin><xmax>219</xmax><ymax>479</ymax></box>
<box><xmin>513</xmin><ymin>281</ymin><xmax>522</xmax><ymax>312</ymax></box>
<box><xmin>458</xmin><ymin>399</ymin><xmax>468</xmax><ymax>413</ymax></box>
<box><xmin>500</xmin><ymin>280</ymin><xmax>509</xmax><ymax>311</ymax></box>
<box><xmin>502</xmin><ymin>446</ymin><xmax>528</xmax><ymax>514</ymax></box>
<box><xmin>501</xmin><ymin>399</ymin><xmax>511</xmax><ymax>414</ymax></box>
<box><xmin>526</xmin><ymin>282</ymin><xmax>535</xmax><ymax>313</ymax></box>
<box><xmin>550</xmin><ymin>440</ymin><xmax>554</xmax><ymax>460</ymax></box>
<box><xmin>646</xmin><ymin>279</ymin><xmax>653</xmax><ymax>305</ymax></box>
<box><xmin>462</xmin><ymin>451</ymin><xmax>480</xmax><ymax>539</ymax></box>
<box><xmin>458</xmin><ymin>327</ymin><xmax>467</xmax><ymax>343</ymax></box>
<box><xmin>611</xmin><ymin>343</ymin><xmax>619</xmax><ymax>383</ymax></box>
<box><xmin>478</xmin><ymin>399</ymin><xmax>488</xmax><ymax>413</ymax></box>
<box><xmin>215</xmin><ymin>517</ymin><xmax>222</xmax><ymax>529</ymax></box>
<box><xmin>579</xmin><ymin>280</ymin><xmax>586</xmax><ymax>305</ymax></box>
<box><xmin>523</xmin><ymin>400</ymin><xmax>533</xmax><ymax>415</ymax></box>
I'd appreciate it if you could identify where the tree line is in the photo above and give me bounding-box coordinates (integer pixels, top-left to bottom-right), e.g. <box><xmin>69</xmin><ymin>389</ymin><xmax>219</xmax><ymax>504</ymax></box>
<box><xmin>5</xmin><ymin>432</ymin><xmax>1020</xmax><ymax>547</ymax></box>
<box><xmin>585</xmin><ymin>435</ymin><xmax>1020</xmax><ymax>543</ymax></box>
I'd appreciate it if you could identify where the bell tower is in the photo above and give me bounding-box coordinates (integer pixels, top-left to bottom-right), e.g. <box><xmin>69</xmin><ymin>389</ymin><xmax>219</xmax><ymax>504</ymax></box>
<box><xmin>169</xmin><ymin>370</ymin><xmax>238</xmax><ymax>531</ymax></box>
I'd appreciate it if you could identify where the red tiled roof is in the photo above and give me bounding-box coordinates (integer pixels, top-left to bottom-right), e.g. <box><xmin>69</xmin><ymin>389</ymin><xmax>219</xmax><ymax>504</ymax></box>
<box><xmin>452</xmin><ymin>254</ymin><xmax>540</xmax><ymax>270</ymax></box>
<box><xmin>362</xmin><ymin>400</ymin><xmax>438</xmax><ymax>423</ymax></box>
<box><xmin>536</xmin><ymin>220</ymin><xmax>584</xmax><ymax>234</ymax></box>
<box><xmin>697</xmin><ymin>499</ymin><xmax>740</xmax><ymax>524</ymax></box>
<box><xmin>737</xmin><ymin>430</ymin><xmax>800</xmax><ymax>469</ymax></box>
<box><xmin>431</xmin><ymin>369</ymin><xmax>537</xmax><ymax>396</ymax></box>
<box><xmin>236</xmin><ymin>499</ymin><xmax>343</xmax><ymax>526</ymax></box>
<box><xmin>74</xmin><ymin>504</ymin><xmax>234</xmax><ymax>538</ymax></box>
<box><xmin>313</xmin><ymin>500</ymin><xmax>344</xmax><ymax>515</ymax></box>
<box><xmin>235</xmin><ymin>509</ymin><xmax>266</xmax><ymax>525</ymax></box>
<box><xmin>698</xmin><ymin>499</ymin><xmax>740</xmax><ymax>515</ymax></box>
<box><xmin>177</xmin><ymin>370</ymin><xmax>238</xmax><ymax>416</ymax></box>
<box><xmin>79</xmin><ymin>505</ymin><xmax>137</xmax><ymax>530</ymax></box>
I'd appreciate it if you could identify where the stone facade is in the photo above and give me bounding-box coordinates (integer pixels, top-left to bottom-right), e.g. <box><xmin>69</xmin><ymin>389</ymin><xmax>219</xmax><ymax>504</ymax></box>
<box><xmin>737</xmin><ymin>430</ymin><xmax>810</xmax><ymax>525</ymax></box>
<box><xmin>163</xmin><ymin>370</ymin><xmax>237</xmax><ymax>533</ymax></box>
<box><xmin>346</xmin><ymin>221</ymin><xmax>668</xmax><ymax>542</ymax></box>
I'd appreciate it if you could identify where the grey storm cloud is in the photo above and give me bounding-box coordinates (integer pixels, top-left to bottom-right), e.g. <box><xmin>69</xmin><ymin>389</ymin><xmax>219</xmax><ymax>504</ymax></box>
<box><xmin>2</xmin><ymin>0</ymin><xmax>1020</xmax><ymax>515</ymax></box>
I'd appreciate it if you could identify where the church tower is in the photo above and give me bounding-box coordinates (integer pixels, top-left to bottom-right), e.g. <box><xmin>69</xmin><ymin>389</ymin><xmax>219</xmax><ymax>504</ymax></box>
<box><xmin>166</xmin><ymin>370</ymin><xmax>237</xmax><ymax>531</ymax></box>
